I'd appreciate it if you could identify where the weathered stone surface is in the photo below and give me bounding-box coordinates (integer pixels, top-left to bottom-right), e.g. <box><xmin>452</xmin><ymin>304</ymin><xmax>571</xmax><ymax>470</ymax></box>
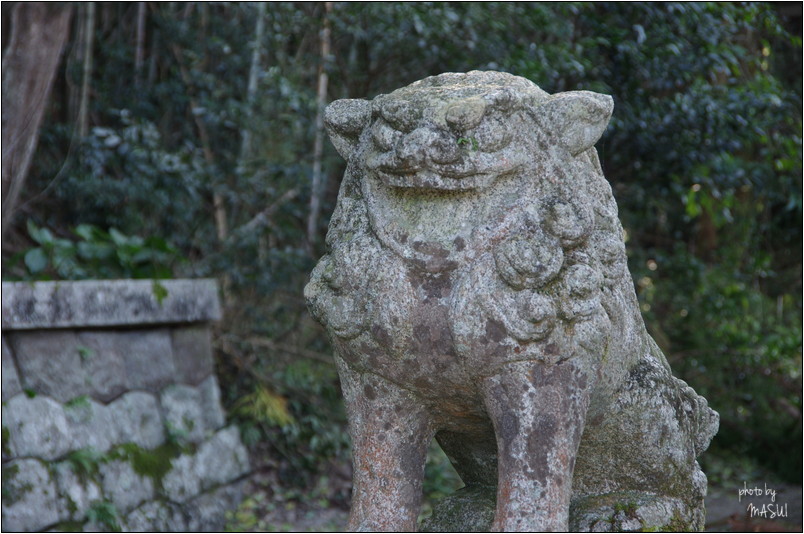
<box><xmin>569</xmin><ymin>491</ymin><xmax>692</xmax><ymax>532</ymax></box>
<box><xmin>52</xmin><ymin>461</ymin><xmax>103</xmax><ymax>521</ymax></box>
<box><xmin>2</xmin><ymin>337</ymin><xmax>22</xmax><ymax>401</ymax></box>
<box><xmin>119</xmin><ymin>329</ymin><xmax>176</xmax><ymax>392</ymax></box>
<box><xmin>98</xmin><ymin>459</ymin><xmax>155</xmax><ymax>514</ymax></box>
<box><xmin>1</xmin><ymin>459</ymin><xmax>61</xmax><ymax>532</ymax></box>
<box><xmin>9</xmin><ymin>330</ymin><xmax>86</xmax><ymax>403</ymax></box>
<box><xmin>161</xmin><ymin>427</ymin><xmax>249</xmax><ymax>503</ymax></box>
<box><xmin>185</xmin><ymin>480</ymin><xmax>247</xmax><ymax>532</ymax></box>
<box><xmin>421</xmin><ymin>485</ymin><xmax>496</xmax><ymax>532</ymax></box>
<box><xmin>161</xmin><ymin>452</ymin><xmax>202</xmax><ymax>503</ymax></box>
<box><xmin>3</xmin><ymin>394</ymin><xmax>73</xmax><ymax>460</ymax></box>
<box><xmin>123</xmin><ymin>500</ymin><xmax>187</xmax><ymax>532</ymax></box>
<box><xmin>108</xmin><ymin>391</ymin><xmax>165</xmax><ymax>449</ymax></box>
<box><xmin>160</xmin><ymin>383</ymin><xmax>206</xmax><ymax>443</ymax></box>
<box><xmin>305</xmin><ymin>71</ymin><xmax>718</xmax><ymax>532</ymax></box>
<box><xmin>64</xmin><ymin>397</ymin><xmax>118</xmax><ymax>453</ymax></box>
<box><xmin>195</xmin><ymin>426</ymin><xmax>250</xmax><ymax>489</ymax></box>
<box><xmin>198</xmin><ymin>375</ymin><xmax>226</xmax><ymax>431</ymax></box>
<box><xmin>171</xmin><ymin>325</ymin><xmax>215</xmax><ymax>385</ymax></box>
<box><xmin>74</xmin><ymin>331</ymin><xmax>129</xmax><ymax>402</ymax></box>
<box><xmin>2</xmin><ymin>279</ymin><xmax>221</xmax><ymax>330</ymax></box>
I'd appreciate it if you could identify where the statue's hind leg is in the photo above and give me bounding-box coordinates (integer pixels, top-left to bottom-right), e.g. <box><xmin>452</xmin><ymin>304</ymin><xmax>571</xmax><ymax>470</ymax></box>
<box><xmin>570</xmin><ymin>350</ymin><xmax>719</xmax><ymax>532</ymax></box>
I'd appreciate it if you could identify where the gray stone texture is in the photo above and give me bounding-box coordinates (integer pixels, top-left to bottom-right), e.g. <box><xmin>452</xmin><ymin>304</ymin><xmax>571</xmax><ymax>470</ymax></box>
<box><xmin>198</xmin><ymin>375</ymin><xmax>226</xmax><ymax>431</ymax></box>
<box><xmin>107</xmin><ymin>391</ymin><xmax>165</xmax><ymax>449</ymax></box>
<box><xmin>1</xmin><ymin>459</ymin><xmax>62</xmax><ymax>532</ymax></box>
<box><xmin>0</xmin><ymin>278</ymin><xmax>248</xmax><ymax>532</ymax></box>
<box><xmin>74</xmin><ymin>331</ymin><xmax>129</xmax><ymax>402</ymax></box>
<box><xmin>3</xmin><ymin>394</ymin><xmax>73</xmax><ymax>460</ymax></box>
<box><xmin>2</xmin><ymin>337</ymin><xmax>22</xmax><ymax>401</ymax></box>
<box><xmin>185</xmin><ymin>480</ymin><xmax>247</xmax><ymax>532</ymax></box>
<box><xmin>52</xmin><ymin>461</ymin><xmax>103</xmax><ymax>521</ymax></box>
<box><xmin>99</xmin><ymin>459</ymin><xmax>155</xmax><ymax>514</ymax></box>
<box><xmin>306</xmin><ymin>71</ymin><xmax>718</xmax><ymax>532</ymax></box>
<box><xmin>160</xmin><ymin>383</ymin><xmax>207</xmax><ymax>443</ymax></box>
<box><xmin>2</xmin><ymin>279</ymin><xmax>221</xmax><ymax>330</ymax></box>
<box><xmin>171</xmin><ymin>325</ymin><xmax>215</xmax><ymax>385</ymax></box>
<box><xmin>123</xmin><ymin>500</ymin><xmax>187</xmax><ymax>532</ymax></box>
<box><xmin>119</xmin><ymin>328</ymin><xmax>176</xmax><ymax>392</ymax></box>
<box><xmin>9</xmin><ymin>330</ymin><xmax>86</xmax><ymax>403</ymax></box>
<box><xmin>64</xmin><ymin>397</ymin><xmax>117</xmax><ymax>454</ymax></box>
<box><xmin>195</xmin><ymin>426</ymin><xmax>250</xmax><ymax>490</ymax></box>
<box><xmin>162</xmin><ymin>452</ymin><xmax>202</xmax><ymax>503</ymax></box>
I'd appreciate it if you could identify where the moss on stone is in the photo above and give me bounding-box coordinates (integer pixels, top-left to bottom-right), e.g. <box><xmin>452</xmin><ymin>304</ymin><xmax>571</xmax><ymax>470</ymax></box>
<box><xmin>66</xmin><ymin>447</ymin><xmax>103</xmax><ymax>485</ymax></box>
<box><xmin>64</xmin><ymin>493</ymin><xmax>79</xmax><ymax>517</ymax></box>
<box><xmin>656</xmin><ymin>510</ymin><xmax>690</xmax><ymax>532</ymax></box>
<box><xmin>2</xmin><ymin>425</ymin><xmax>11</xmax><ymax>457</ymax></box>
<box><xmin>51</xmin><ymin>519</ymin><xmax>86</xmax><ymax>532</ymax></box>
<box><xmin>86</xmin><ymin>499</ymin><xmax>121</xmax><ymax>531</ymax></box>
<box><xmin>64</xmin><ymin>395</ymin><xmax>91</xmax><ymax>411</ymax></box>
<box><xmin>106</xmin><ymin>441</ymin><xmax>190</xmax><ymax>492</ymax></box>
<box><xmin>1</xmin><ymin>463</ymin><xmax>31</xmax><ymax>506</ymax></box>
<box><xmin>612</xmin><ymin>500</ymin><xmax>638</xmax><ymax>515</ymax></box>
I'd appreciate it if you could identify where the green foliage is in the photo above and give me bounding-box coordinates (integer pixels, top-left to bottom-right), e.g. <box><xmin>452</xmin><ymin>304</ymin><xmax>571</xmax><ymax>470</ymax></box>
<box><xmin>7</xmin><ymin>220</ymin><xmax>182</xmax><ymax>281</ymax></box>
<box><xmin>233</xmin><ymin>385</ymin><xmax>295</xmax><ymax>429</ymax></box>
<box><xmin>1</xmin><ymin>427</ymin><xmax>10</xmax><ymax>458</ymax></box>
<box><xmin>419</xmin><ymin>441</ymin><xmax>462</xmax><ymax>524</ymax></box>
<box><xmin>66</xmin><ymin>447</ymin><xmax>103</xmax><ymax>482</ymax></box>
<box><xmin>64</xmin><ymin>395</ymin><xmax>91</xmax><ymax>410</ymax></box>
<box><xmin>633</xmin><ymin>246</ymin><xmax>802</xmax><ymax>481</ymax></box>
<box><xmin>86</xmin><ymin>500</ymin><xmax>120</xmax><ymax>531</ymax></box>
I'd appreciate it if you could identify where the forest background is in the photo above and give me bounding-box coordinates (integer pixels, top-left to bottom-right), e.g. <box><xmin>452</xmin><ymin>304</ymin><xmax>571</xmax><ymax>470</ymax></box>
<box><xmin>2</xmin><ymin>2</ymin><xmax>802</xmax><ymax>529</ymax></box>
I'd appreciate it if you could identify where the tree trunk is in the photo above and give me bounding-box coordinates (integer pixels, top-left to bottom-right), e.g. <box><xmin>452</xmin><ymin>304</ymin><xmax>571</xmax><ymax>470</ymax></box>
<box><xmin>77</xmin><ymin>2</ymin><xmax>95</xmax><ymax>139</ymax></box>
<box><xmin>134</xmin><ymin>1</ymin><xmax>147</xmax><ymax>87</ymax></box>
<box><xmin>1</xmin><ymin>2</ymin><xmax>73</xmax><ymax>238</ymax></box>
<box><xmin>306</xmin><ymin>1</ymin><xmax>332</xmax><ymax>253</ymax></box>
<box><xmin>239</xmin><ymin>2</ymin><xmax>267</xmax><ymax>163</ymax></box>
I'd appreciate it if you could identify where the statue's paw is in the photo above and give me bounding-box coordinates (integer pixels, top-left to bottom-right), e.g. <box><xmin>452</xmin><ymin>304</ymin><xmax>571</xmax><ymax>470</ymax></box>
<box><xmin>305</xmin><ymin>254</ymin><xmax>369</xmax><ymax>340</ymax></box>
<box><xmin>673</xmin><ymin>377</ymin><xmax>719</xmax><ymax>455</ymax></box>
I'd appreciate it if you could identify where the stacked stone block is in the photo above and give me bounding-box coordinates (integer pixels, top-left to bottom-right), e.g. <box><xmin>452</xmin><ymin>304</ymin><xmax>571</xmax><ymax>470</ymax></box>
<box><xmin>2</xmin><ymin>280</ymin><xmax>250</xmax><ymax>532</ymax></box>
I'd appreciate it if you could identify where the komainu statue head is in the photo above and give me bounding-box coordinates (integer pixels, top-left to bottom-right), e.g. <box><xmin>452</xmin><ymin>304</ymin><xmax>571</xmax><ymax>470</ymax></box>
<box><xmin>305</xmin><ymin>71</ymin><xmax>718</xmax><ymax>532</ymax></box>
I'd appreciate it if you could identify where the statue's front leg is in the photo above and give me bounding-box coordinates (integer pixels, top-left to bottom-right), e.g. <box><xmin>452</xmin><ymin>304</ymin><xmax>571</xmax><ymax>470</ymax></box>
<box><xmin>482</xmin><ymin>360</ymin><xmax>592</xmax><ymax>532</ymax></box>
<box><xmin>336</xmin><ymin>360</ymin><xmax>434</xmax><ymax>532</ymax></box>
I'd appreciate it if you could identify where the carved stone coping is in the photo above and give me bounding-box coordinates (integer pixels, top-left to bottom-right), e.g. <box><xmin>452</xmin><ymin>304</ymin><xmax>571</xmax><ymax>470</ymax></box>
<box><xmin>2</xmin><ymin>279</ymin><xmax>221</xmax><ymax>330</ymax></box>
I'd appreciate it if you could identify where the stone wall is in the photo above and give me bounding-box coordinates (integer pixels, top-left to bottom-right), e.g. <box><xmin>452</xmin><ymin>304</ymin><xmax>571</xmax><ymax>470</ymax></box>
<box><xmin>1</xmin><ymin>279</ymin><xmax>250</xmax><ymax>532</ymax></box>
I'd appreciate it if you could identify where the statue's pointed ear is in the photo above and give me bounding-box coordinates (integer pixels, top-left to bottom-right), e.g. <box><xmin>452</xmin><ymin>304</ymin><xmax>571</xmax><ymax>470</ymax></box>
<box><xmin>324</xmin><ymin>99</ymin><xmax>372</xmax><ymax>160</ymax></box>
<box><xmin>539</xmin><ymin>91</ymin><xmax>613</xmax><ymax>156</ymax></box>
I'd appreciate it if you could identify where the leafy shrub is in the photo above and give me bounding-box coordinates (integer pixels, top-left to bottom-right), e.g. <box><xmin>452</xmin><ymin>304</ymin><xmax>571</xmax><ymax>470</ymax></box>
<box><xmin>6</xmin><ymin>220</ymin><xmax>182</xmax><ymax>281</ymax></box>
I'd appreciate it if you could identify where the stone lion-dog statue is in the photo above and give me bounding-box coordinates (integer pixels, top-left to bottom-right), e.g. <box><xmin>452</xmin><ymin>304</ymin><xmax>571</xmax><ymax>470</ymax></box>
<box><xmin>305</xmin><ymin>71</ymin><xmax>718</xmax><ymax>532</ymax></box>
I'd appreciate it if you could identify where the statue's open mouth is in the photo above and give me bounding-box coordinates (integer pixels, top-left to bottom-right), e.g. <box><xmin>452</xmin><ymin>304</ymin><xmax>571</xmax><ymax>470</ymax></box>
<box><xmin>366</xmin><ymin>147</ymin><xmax>526</xmax><ymax>192</ymax></box>
<box><xmin>375</xmin><ymin>168</ymin><xmax>498</xmax><ymax>191</ymax></box>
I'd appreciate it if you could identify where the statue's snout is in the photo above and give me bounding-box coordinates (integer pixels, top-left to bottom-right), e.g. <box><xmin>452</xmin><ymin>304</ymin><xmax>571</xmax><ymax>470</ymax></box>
<box><xmin>395</xmin><ymin>126</ymin><xmax>462</xmax><ymax>169</ymax></box>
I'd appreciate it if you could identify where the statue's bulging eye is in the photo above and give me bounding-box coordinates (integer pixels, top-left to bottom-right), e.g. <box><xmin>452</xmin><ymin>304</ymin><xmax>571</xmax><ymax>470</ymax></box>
<box><xmin>380</xmin><ymin>99</ymin><xmax>419</xmax><ymax>132</ymax></box>
<box><xmin>371</xmin><ymin>120</ymin><xmax>400</xmax><ymax>151</ymax></box>
<box><xmin>446</xmin><ymin>97</ymin><xmax>486</xmax><ymax>131</ymax></box>
<box><xmin>470</xmin><ymin>114</ymin><xmax>511</xmax><ymax>152</ymax></box>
